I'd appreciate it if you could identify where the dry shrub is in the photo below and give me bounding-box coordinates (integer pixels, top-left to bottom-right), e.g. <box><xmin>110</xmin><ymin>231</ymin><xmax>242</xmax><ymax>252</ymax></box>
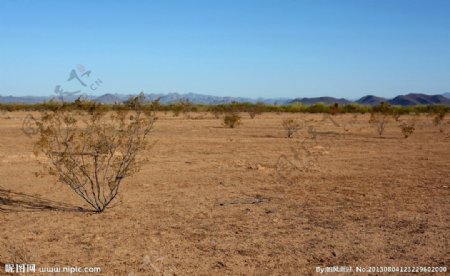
<box><xmin>172</xmin><ymin>99</ymin><xmax>193</xmax><ymax>118</ymax></box>
<box><xmin>433</xmin><ymin>111</ymin><xmax>446</xmax><ymax>133</ymax></box>
<box><xmin>369</xmin><ymin>112</ymin><xmax>389</xmax><ymax>137</ymax></box>
<box><xmin>329</xmin><ymin>103</ymin><xmax>340</xmax><ymax>115</ymax></box>
<box><xmin>248</xmin><ymin>111</ymin><xmax>259</xmax><ymax>119</ymax></box>
<box><xmin>343</xmin><ymin>113</ymin><xmax>359</xmax><ymax>132</ymax></box>
<box><xmin>248</xmin><ymin>105</ymin><xmax>263</xmax><ymax>119</ymax></box>
<box><xmin>33</xmin><ymin>103</ymin><xmax>157</xmax><ymax>212</ymax></box>
<box><xmin>212</xmin><ymin>110</ymin><xmax>222</xmax><ymax>119</ymax></box>
<box><xmin>223</xmin><ymin>112</ymin><xmax>241</xmax><ymax>128</ymax></box>
<box><xmin>282</xmin><ymin>119</ymin><xmax>303</xmax><ymax>138</ymax></box>
<box><xmin>399</xmin><ymin>122</ymin><xmax>415</xmax><ymax>138</ymax></box>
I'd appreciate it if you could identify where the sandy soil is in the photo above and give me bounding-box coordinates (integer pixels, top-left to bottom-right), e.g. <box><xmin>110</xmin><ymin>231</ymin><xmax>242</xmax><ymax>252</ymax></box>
<box><xmin>0</xmin><ymin>111</ymin><xmax>449</xmax><ymax>275</ymax></box>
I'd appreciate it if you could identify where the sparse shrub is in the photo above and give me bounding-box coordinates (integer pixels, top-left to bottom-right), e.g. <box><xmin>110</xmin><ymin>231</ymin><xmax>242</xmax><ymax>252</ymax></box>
<box><xmin>248</xmin><ymin>110</ymin><xmax>259</xmax><ymax>119</ymax></box>
<box><xmin>125</xmin><ymin>92</ymin><xmax>147</xmax><ymax>108</ymax></box>
<box><xmin>433</xmin><ymin>111</ymin><xmax>446</xmax><ymax>132</ymax></box>
<box><xmin>209</xmin><ymin>105</ymin><xmax>225</xmax><ymax>119</ymax></box>
<box><xmin>211</xmin><ymin>110</ymin><xmax>222</xmax><ymax>119</ymax></box>
<box><xmin>172</xmin><ymin>109</ymin><xmax>181</xmax><ymax>117</ymax></box>
<box><xmin>305</xmin><ymin>102</ymin><xmax>329</xmax><ymax>113</ymax></box>
<box><xmin>399</xmin><ymin>122</ymin><xmax>415</xmax><ymax>138</ymax></box>
<box><xmin>282</xmin><ymin>119</ymin><xmax>303</xmax><ymax>138</ymax></box>
<box><xmin>172</xmin><ymin>99</ymin><xmax>194</xmax><ymax>117</ymax></box>
<box><xmin>223</xmin><ymin>112</ymin><xmax>241</xmax><ymax>128</ymax></box>
<box><xmin>248</xmin><ymin>103</ymin><xmax>264</xmax><ymax>119</ymax></box>
<box><xmin>372</xmin><ymin>101</ymin><xmax>391</xmax><ymax>114</ymax></box>
<box><xmin>182</xmin><ymin>103</ymin><xmax>197</xmax><ymax>118</ymax></box>
<box><xmin>369</xmin><ymin>112</ymin><xmax>389</xmax><ymax>137</ymax></box>
<box><xmin>392</xmin><ymin>112</ymin><xmax>401</xmax><ymax>122</ymax></box>
<box><xmin>33</xmin><ymin>101</ymin><xmax>157</xmax><ymax>212</ymax></box>
<box><xmin>329</xmin><ymin>103</ymin><xmax>340</xmax><ymax>115</ymax></box>
<box><xmin>340</xmin><ymin>114</ymin><xmax>358</xmax><ymax>133</ymax></box>
<box><xmin>342</xmin><ymin>103</ymin><xmax>369</xmax><ymax>114</ymax></box>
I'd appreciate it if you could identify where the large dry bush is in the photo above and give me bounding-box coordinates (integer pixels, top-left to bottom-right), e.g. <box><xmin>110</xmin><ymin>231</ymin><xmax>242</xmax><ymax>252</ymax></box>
<box><xmin>34</xmin><ymin>102</ymin><xmax>157</xmax><ymax>212</ymax></box>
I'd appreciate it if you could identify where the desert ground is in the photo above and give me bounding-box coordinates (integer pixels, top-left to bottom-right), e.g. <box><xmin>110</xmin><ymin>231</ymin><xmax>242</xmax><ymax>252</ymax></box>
<box><xmin>0</xmin><ymin>111</ymin><xmax>449</xmax><ymax>275</ymax></box>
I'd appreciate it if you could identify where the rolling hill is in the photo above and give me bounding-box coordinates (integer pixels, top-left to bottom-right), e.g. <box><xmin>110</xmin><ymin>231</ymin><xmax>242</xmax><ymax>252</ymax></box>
<box><xmin>290</xmin><ymin>97</ymin><xmax>351</xmax><ymax>105</ymax></box>
<box><xmin>388</xmin><ymin>93</ymin><xmax>450</xmax><ymax>106</ymax></box>
<box><xmin>355</xmin><ymin>95</ymin><xmax>388</xmax><ymax>105</ymax></box>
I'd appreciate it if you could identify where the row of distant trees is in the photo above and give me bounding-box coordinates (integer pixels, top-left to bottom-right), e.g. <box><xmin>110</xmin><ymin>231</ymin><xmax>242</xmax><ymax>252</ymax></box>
<box><xmin>1</xmin><ymin>97</ymin><xmax>449</xmax><ymax>114</ymax></box>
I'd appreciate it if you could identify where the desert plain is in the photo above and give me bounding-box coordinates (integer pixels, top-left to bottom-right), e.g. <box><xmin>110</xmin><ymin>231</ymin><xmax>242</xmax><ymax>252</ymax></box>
<box><xmin>0</xmin><ymin>111</ymin><xmax>449</xmax><ymax>275</ymax></box>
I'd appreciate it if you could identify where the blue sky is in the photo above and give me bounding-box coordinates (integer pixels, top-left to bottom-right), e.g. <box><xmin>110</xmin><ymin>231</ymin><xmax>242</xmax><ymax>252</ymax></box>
<box><xmin>1</xmin><ymin>0</ymin><xmax>449</xmax><ymax>99</ymax></box>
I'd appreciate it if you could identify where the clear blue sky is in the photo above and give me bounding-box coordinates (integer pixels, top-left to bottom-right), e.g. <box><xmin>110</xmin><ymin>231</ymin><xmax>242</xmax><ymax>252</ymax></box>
<box><xmin>1</xmin><ymin>0</ymin><xmax>449</xmax><ymax>99</ymax></box>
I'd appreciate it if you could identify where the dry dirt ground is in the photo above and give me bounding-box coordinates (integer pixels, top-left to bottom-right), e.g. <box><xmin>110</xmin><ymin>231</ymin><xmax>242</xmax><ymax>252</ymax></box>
<box><xmin>0</xmin><ymin>111</ymin><xmax>449</xmax><ymax>275</ymax></box>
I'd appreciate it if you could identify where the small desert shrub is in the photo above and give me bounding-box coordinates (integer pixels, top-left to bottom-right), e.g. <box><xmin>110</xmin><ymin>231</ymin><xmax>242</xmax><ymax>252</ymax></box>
<box><xmin>208</xmin><ymin>105</ymin><xmax>226</xmax><ymax>118</ymax></box>
<box><xmin>340</xmin><ymin>114</ymin><xmax>358</xmax><ymax>133</ymax></box>
<box><xmin>125</xmin><ymin>92</ymin><xmax>147</xmax><ymax>107</ymax></box>
<box><xmin>305</xmin><ymin>102</ymin><xmax>329</xmax><ymax>113</ymax></box>
<box><xmin>172</xmin><ymin>99</ymin><xmax>193</xmax><ymax>117</ymax></box>
<box><xmin>172</xmin><ymin>109</ymin><xmax>181</xmax><ymax>117</ymax></box>
<box><xmin>329</xmin><ymin>103</ymin><xmax>340</xmax><ymax>115</ymax></box>
<box><xmin>372</xmin><ymin>101</ymin><xmax>391</xmax><ymax>114</ymax></box>
<box><xmin>342</xmin><ymin>103</ymin><xmax>369</xmax><ymax>113</ymax></box>
<box><xmin>223</xmin><ymin>112</ymin><xmax>241</xmax><ymax>128</ymax></box>
<box><xmin>282</xmin><ymin>119</ymin><xmax>303</xmax><ymax>138</ymax></box>
<box><xmin>248</xmin><ymin>103</ymin><xmax>264</xmax><ymax>119</ymax></box>
<box><xmin>33</xmin><ymin>102</ymin><xmax>157</xmax><ymax>212</ymax></box>
<box><xmin>211</xmin><ymin>110</ymin><xmax>222</xmax><ymax>119</ymax></box>
<box><xmin>392</xmin><ymin>112</ymin><xmax>401</xmax><ymax>122</ymax></box>
<box><xmin>369</xmin><ymin>112</ymin><xmax>389</xmax><ymax>137</ymax></box>
<box><xmin>248</xmin><ymin>110</ymin><xmax>260</xmax><ymax>119</ymax></box>
<box><xmin>433</xmin><ymin>111</ymin><xmax>446</xmax><ymax>132</ymax></box>
<box><xmin>399</xmin><ymin>122</ymin><xmax>415</xmax><ymax>138</ymax></box>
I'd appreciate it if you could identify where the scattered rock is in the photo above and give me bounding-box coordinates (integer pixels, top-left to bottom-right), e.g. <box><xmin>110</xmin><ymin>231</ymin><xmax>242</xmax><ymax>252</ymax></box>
<box><xmin>214</xmin><ymin>261</ymin><xmax>226</xmax><ymax>268</ymax></box>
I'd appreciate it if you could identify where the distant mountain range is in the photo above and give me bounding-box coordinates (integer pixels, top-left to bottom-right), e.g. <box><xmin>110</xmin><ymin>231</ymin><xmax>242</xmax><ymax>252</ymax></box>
<box><xmin>1</xmin><ymin>92</ymin><xmax>449</xmax><ymax>106</ymax></box>
<box><xmin>270</xmin><ymin>93</ymin><xmax>450</xmax><ymax>106</ymax></box>
<box><xmin>0</xmin><ymin>92</ymin><xmax>292</xmax><ymax>105</ymax></box>
<box><xmin>352</xmin><ymin>93</ymin><xmax>450</xmax><ymax>106</ymax></box>
<box><xmin>388</xmin><ymin>93</ymin><xmax>450</xmax><ymax>106</ymax></box>
<box><xmin>0</xmin><ymin>95</ymin><xmax>50</xmax><ymax>103</ymax></box>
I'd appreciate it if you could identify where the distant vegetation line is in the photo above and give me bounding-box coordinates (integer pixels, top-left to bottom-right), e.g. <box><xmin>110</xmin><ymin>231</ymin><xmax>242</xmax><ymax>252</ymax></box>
<box><xmin>0</xmin><ymin>100</ymin><xmax>449</xmax><ymax>114</ymax></box>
